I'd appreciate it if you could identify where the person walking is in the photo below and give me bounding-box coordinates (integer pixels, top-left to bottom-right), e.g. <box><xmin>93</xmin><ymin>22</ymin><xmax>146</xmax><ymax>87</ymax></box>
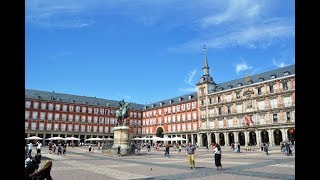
<box><xmin>213</xmin><ymin>143</ymin><xmax>222</xmax><ymax>171</ymax></box>
<box><xmin>165</xmin><ymin>145</ymin><xmax>170</xmax><ymax>158</ymax></box>
<box><xmin>27</xmin><ymin>142</ymin><xmax>33</xmax><ymax>157</ymax></box>
<box><xmin>147</xmin><ymin>143</ymin><xmax>151</xmax><ymax>155</ymax></box>
<box><xmin>36</xmin><ymin>141</ymin><xmax>42</xmax><ymax>155</ymax></box>
<box><xmin>117</xmin><ymin>146</ymin><xmax>121</xmax><ymax>156</ymax></box>
<box><xmin>185</xmin><ymin>142</ymin><xmax>197</xmax><ymax>169</ymax></box>
<box><xmin>264</xmin><ymin>143</ymin><xmax>269</xmax><ymax>155</ymax></box>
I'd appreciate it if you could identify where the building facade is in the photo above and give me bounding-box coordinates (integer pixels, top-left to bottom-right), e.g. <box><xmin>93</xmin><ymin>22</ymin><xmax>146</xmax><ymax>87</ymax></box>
<box><xmin>25</xmin><ymin>49</ymin><xmax>295</xmax><ymax>147</ymax></box>
<box><xmin>25</xmin><ymin>90</ymin><xmax>144</xmax><ymax>145</ymax></box>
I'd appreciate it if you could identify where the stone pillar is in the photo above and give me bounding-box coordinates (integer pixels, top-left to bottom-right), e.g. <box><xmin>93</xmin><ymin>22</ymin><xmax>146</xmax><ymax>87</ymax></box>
<box><xmin>281</xmin><ymin>128</ymin><xmax>288</xmax><ymax>141</ymax></box>
<box><xmin>207</xmin><ymin>132</ymin><xmax>211</xmax><ymax>146</ymax></box>
<box><xmin>191</xmin><ymin>134</ymin><xmax>194</xmax><ymax>145</ymax></box>
<box><xmin>197</xmin><ymin>133</ymin><xmax>200</xmax><ymax>147</ymax></box>
<box><xmin>244</xmin><ymin>131</ymin><xmax>249</xmax><ymax>146</ymax></box>
<box><xmin>234</xmin><ymin>132</ymin><xmax>239</xmax><ymax>143</ymax></box>
<box><xmin>255</xmin><ymin>130</ymin><xmax>261</xmax><ymax>147</ymax></box>
<box><xmin>268</xmin><ymin>129</ymin><xmax>274</xmax><ymax>146</ymax></box>
<box><xmin>223</xmin><ymin>132</ymin><xmax>228</xmax><ymax>146</ymax></box>
<box><xmin>215</xmin><ymin>132</ymin><xmax>219</xmax><ymax>144</ymax></box>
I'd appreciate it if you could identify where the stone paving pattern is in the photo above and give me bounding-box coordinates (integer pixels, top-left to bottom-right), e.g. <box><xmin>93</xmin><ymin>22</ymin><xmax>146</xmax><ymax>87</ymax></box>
<box><xmin>34</xmin><ymin>146</ymin><xmax>295</xmax><ymax>180</ymax></box>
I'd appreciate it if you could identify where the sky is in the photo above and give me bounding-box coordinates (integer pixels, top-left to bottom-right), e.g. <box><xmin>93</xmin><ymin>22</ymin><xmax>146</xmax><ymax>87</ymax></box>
<box><xmin>26</xmin><ymin>0</ymin><xmax>295</xmax><ymax>105</ymax></box>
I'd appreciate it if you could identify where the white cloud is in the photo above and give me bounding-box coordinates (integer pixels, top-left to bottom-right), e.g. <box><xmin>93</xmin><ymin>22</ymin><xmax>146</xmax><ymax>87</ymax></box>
<box><xmin>201</xmin><ymin>0</ymin><xmax>262</xmax><ymax>27</ymax></box>
<box><xmin>179</xmin><ymin>69</ymin><xmax>197</xmax><ymax>93</ymax></box>
<box><xmin>235</xmin><ymin>63</ymin><xmax>252</xmax><ymax>74</ymax></box>
<box><xmin>178</xmin><ymin>87</ymin><xmax>197</xmax><ymax>93</ymax></box>
<box><xmin>272</xmin><ymin>59</ymin><xmax>287</xmax><ymax>68</ymax></box>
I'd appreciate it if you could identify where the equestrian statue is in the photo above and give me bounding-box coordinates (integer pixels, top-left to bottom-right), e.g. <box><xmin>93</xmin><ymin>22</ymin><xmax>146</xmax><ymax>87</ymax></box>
<box><xmin>115</xmin><ymin>99</ymin><xmax>130</xmax><ymax>126</ymax></box>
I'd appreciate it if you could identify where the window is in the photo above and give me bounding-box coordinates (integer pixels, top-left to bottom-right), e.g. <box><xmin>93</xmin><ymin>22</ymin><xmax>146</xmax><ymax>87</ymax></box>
<box><xmin>55</xmin><ymin>104</ymin><xmax>60</xmax><ymax>111</ymax></box>
<box><xmin>25</xmin><ymin>111</ymin><xmax>30</xmax><ymax>118</ymax></box>
<box><xmin>259</xmin><ymin>77</ymin><xmax>264</xmax><ymax>82</ymax></box>
<box><xmin>69</xmin><ymin>105</ymin><xmax>74</xmax><ymax>111</ymax></box>
<box><xmin>99</xmin><ymin>117</ymin><xmax>104</xmax><ymax>124</ymax></box>
<box><xmin>88</xmin><ymin>116</ymin><xmax>92</xmax><ymax>123</ymax></box>
<box><xmin>76</xmin><ymin>106</ymin><xmax>80</xmax><ymax>112</ymax></box>
<box><xmin>227</xmin><ymin>106</ymin><xmax>231</xmax><ymax>114</ymax></box>
<box><xmin>46</xmin><ymin>123</ymin><xmax>52</xmax><ymax>131</ymax></box>
<box><xmin>75</xmin><ymin>115</ymin><xmax>80</xmax><ymax>122</ymax></box>
<box><xmin>238</xmin><ymin>83</ymin><xmax>242</xmax><ymax>87</ymax></box>
<box><xmin>201</xmin><ymin>100</ymin><xmax>204</xmax><ymax>106</ymax></box>
<box><xmin>48</xmin><ymin>103</ymin><xmax>54</xmax><ymax>110</ymax></box>
<box><xmin>32</xmin><ymin>112</ymin><xmax>38</xmax><ymax>119</ymax></box>
<box><xmin>181</xmin><ymin>104</ymin><xmax>186</xmax><ymax>111</ymax></box>
<box><xmin>68</xmin><ymin>114</ymin><xmax>73</xmax><ymax>121</ymax></box>
<box><xmin>218</xmin><ymin>96</ymin><xmax>221</xmax><ymax>103</ymax></box>
<box><xmin>33</xmin><ymin>102</ymin><xmax>39</xmax><ymax>109</ymax></box>
<box><xmin>54</xmin><ymin>113</ymin><xmax>60</xmax><ymax>120</ymax></box>
<box><xmin>47</xmin><ymin>113</ymin><xmax>53</xmax><ymax>120</ymax></box>
<box><xmin>218</xmin><ymin>107</ymin><xmax>222</xmax><ymax>115</ymax></box>
<box><xmin>94</xmin><ymin>108</ymin><xmax>99</xmax><ymax>114</ymax></box>
<box><xmin>88</xmin><ymin>107</ymin><xmax>92</xmax><ymax>113</ymax></box>
<box><xmin>176</xmin><ymin>105</ymin><xmax>180</xmax><ymax>112</ymax></box>
<box><xmin>269</xmin><ymin>85</ymin><xmax>274</xmax><ymax>93</ymax></box>
<box><xmin>40</xmin><ymin>112</ymin><xmax>45</xmax><ymax>120</ymax></box>
<box><xmin>273</xmin><ymin>114</ymin><xmax>278</xmax><ymax>122</ymax></box>
<box><xmin>236</xmin><ymin>93</ymin><xmax>241</xmax><ymax>99</ymax></box>
<box><xmin>283</xmin><ymin>81</ymin><xmax>288</xmax><ymax>90</ymax></box>
<box><xmin>81</xmin><ymin>115</ymin><xmax>86</xmax><ymax>122</ymax></box>
<box><xmin>284</xmin><ymin>71</ymin><xmax>290</xmax><ymax>76</ymax></box>
<box><xmin>74</xmin><ymin>124</ymin><xmax>79</xmax><ymax>131</ymax></box>
<box><xmin>62</xmin><ymin>105</ymin><xmax>67</xmax><ymax>111</ymax></box>
<box><xmin>25</xmin><ymin>101</ymin><xmax>31</xmax><ymax>108</ymax></box>
<box><xmin>68</xmin><ymin>124</ymin><xmax>73</xmax><ymax>131</ymax></box>
<box><xmin>209</xmin><ymin>98</ymin><xmax>212</xmax><ymax>104</ymax></box>
<box><xmin>200</xmin><ymin>89</ymin><xmax>204</xmax><ymax>96</ymax></box>
<box><xmin>257</xmin><ymin>87</ymin><xmax>262</xmax><ymax>94</ymax></box>
<box><xmin>192</xmin><ymin>102</ymin><xmax>196</xmax><ymax>109</ymax></box>
<box><xmin>54</xmin><ymin>124</ymin><xmax>59</xmax><ymax>131</ymax></box>
<box><xmin>286</xmin><ymin>112</ymin><xmax>291</xmax><ymax>121</ymax></box>
<box><xmin>94</xmin><ymin>116</ymin><xmax>98</xmax><ymax>123</ymax></box>
<box><xmin>82</xmin><ymin>107</ymin><xmax>87</xmax><ymax>113</ymax></box>
<box><xmin>271</xmin><ymin>74</ymin><xmax>276</xmax><ymax>79</ymax></box>
<box><xmin>100</xmin><ymin>108</ymin><xmax>104</xmax><ymax>114</ymax></box>
<box><xmin>61</xmin><ymin>124</ymin><xmax>66</xmax><ymax>131</ymax></box>
<box><xmin>62</xmin><ymin>114</ymin><xmax>67</xmax><ymax>121</ymax></box>
<box><xmin>41</xmin><ymin>103</ymin><xmax>47</xmax><ymax>110</ymax></box>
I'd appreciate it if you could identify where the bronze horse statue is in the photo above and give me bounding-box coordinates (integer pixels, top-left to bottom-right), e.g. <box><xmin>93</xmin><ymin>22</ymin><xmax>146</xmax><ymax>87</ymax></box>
<box><xmin>115</xmin><ymin>100</ymin><xmax>130</xmax><ymax>126</ymax></box>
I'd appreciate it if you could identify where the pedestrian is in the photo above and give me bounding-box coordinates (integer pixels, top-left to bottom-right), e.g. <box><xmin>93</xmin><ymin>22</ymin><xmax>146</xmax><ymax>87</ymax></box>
<box><xmin>27</xmin><ymin>142</ymin><xmax>33</xmax><ymax>157</ymax></box>
<box><xmin>165</xmin><ymin>145</ymin><xmax>170</xmax><ymax>158</ymax></box>
<box><xmin>147</xmin><ymin>143</ymin><xmax>151</xmax><ymax>155</ymax></box>
<box><xmin>48</xmin><ymin>142</ymin><xmax>52</xmax><ymax>154</ymax></box>
<box><xmin>36</xmin><ymin>141</ymin><xmax>42</xmax><ymax>155</ymax></box>
<box><xmin>185</xmin><ymin>142</ymin><xmax>197</xmax><ymax>169</ymax></box>
<box><xmin>264</xmin><ymin>143</ymin><xmax>269</xmax><ymax>155</ymax></box>
<box><xmin>117</xmin><ymin>146</ymin><xmax>121</xmax><ymax>156</ymax></box>
<box><xmin>62</xmin><ymin>144</ymin><xmax>67</xmax><ymax>156</ymax></box>
<box><xmin>89</xmin><ymin>144</ymin><xmax>92</xmax><ymax>153</ymax></box>
<box><xmin>214</xmin><ymin>143</ymin><xmax>222</xmax><ymax>171</ymax></box>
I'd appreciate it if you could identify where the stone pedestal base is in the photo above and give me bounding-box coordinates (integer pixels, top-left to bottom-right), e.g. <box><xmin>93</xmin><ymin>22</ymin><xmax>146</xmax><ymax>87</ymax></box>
<box><xmin>110</xmin><ymin>126</ymin><xmax>131</xmax><ymax>155</ymax></box>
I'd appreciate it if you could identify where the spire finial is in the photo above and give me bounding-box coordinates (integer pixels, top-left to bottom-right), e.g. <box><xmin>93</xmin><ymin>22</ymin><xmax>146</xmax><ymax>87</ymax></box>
<box><xmin>203</xmin><ymin>44</ymin><xmax>207</xmax><ymax>53</ymax></box>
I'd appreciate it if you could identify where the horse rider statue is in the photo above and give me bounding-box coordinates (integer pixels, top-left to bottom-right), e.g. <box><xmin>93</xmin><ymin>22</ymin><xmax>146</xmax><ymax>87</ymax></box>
<box><xmin>116</xmin><ymin>99</ymin><xmax>130</xmax><ymax>126</ymax></box>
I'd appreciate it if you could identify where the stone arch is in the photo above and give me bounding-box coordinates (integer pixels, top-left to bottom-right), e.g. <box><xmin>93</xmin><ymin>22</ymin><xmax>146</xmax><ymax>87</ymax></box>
<box><xmin>211</xmin><ymin>133</ymin><xmax>216</xmax><ymax>144</ymax></box>
<box><xmin>228</xmin><ymin>132</ymin><xmax>235</xmax><ymax>146</ymax></box>
<box><xmin>238</xmin><ymin>132</ymin><xmax>245</xmax><ymax>146</ymax></box>
<box><xmin>249</xmin><ymin>131</ymin><xmax>257</xmax><ymax>146</ymax></box>
<box><xmin>156</xmin><ymin>126</ymin><xmax>164</xmax><ymax>138</ymax></box>
<box><xmin>202</xmin><ymin>134</ymin><xmax>208</xmax><ymax>147</ymax></box>
<box><xmin>273</xmin><ymin>129</ymin><xmax>283</xmax><ymax>145</ymax></box>
<box><xmin>260</xmin><ymin>130</ymin><xmax>269</xmax><ymax>143</ymax></box>
<box><xmin>219</xmin><ymin>133</ymin><xmax>225</xmax><ymax>146</ymax></box>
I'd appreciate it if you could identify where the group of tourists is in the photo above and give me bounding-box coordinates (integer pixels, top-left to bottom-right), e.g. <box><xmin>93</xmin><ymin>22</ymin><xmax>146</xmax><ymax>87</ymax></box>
<box><xmin>281</xmin><ymin>140</ymin><xmax>293</xmax><ymax>156</ymax></box>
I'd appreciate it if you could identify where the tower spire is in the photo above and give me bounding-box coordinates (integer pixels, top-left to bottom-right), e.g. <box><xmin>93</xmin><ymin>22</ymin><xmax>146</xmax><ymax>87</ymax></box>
<box><xmin>202</xmin><ymin>44</ymin><xmax>209</xmax><ymax>76</ymax></box>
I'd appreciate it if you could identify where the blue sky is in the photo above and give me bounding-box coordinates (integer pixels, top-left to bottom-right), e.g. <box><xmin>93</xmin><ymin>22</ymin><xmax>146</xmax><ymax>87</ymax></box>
<box><xmin>26</xmin><ymin>0</ymin><xmax>295</xmax><ymax>105</ymax></box>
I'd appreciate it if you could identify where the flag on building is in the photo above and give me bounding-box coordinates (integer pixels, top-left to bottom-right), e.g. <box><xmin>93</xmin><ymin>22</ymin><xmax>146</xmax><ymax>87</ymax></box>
<box><xmin>244</xmin><ymin>115</ymin><xmax>254</xmax><ymax>126</ymax></box>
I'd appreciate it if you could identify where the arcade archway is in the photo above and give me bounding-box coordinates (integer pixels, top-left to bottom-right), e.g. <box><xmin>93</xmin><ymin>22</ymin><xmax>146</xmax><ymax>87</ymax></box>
<box><xmin>261</xmin><ymin>130</ymin><xmax>269</xmax><ymax>143</ymax></box>
<box><xmin>238</xmin><ymin>132</ymin><xmax>245</xmax><ymax>146</ymax></box>
<box><xmin>156</xmin><ymin>127</ymin><xmax>164</xmax><ymax>138</ymax></box>
<box><xmin>202</xmin><ymin>134</ymin><xmax>208</xmax><ymax>147</ymax></box>
<box><xmin>219</xmin><ymin>133</ymin><xmax>225</xmax><ymax>146</ymax></box>
<box><xmin>273</xmin><ymin>129</ymin><xmax>283</xmax><ymax>145</ymax></box>
<box><xmin>228</xmin><ymin>133</ymin><xmax>234</xmax><ymax>146</ymax></box>
<box><xmin>249</xmin><ymin>131</ymin><xmax>257</xmax><ymax>146</ymax></box>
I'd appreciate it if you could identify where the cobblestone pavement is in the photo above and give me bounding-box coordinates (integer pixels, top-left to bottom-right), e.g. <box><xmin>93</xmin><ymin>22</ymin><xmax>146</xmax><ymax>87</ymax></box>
<box><xmin>35</xmin><ymin>146</ymin><xmax>295</xmax><ymax>180</ymax></box>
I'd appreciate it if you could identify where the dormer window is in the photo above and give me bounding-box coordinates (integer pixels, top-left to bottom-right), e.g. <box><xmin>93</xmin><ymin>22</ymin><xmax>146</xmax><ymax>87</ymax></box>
<box><xmin>284</xmin><ymin>71</ymin><xmax>290</xmax><ymax>76</ymax></box>
<box><xmin>144</xmin><ymin>106</ymin><xmax>147</xmax><ymax>110</ymax></box>
<box><xmin>169</xmin><ymin>100</ymin><xmax>173</xmax><ymax>104</ymax></box>
<box><xmin>188</xmin><ymin>95</ymin><xmax>192</xmax><ymax>100</ymax></box>
<box><xmin>151</xmin><ymin>104</ymin><xmax>155</xmax><ymax>108</ymax></box>
<box><xmin>238</xmin><ymin>83</ymin><xmax>242</xmax><ymax>87</ymax></box>
<box><xmin>179</xmin><ymin>97</ymin><xmax>182</xmax><ymax>102</ymax></box>
<box><xmin>220</xmin><ymin>87</ymin><xmax>224</xmax><ymax>91</ymax></box>
<box><xmin>106</xmin><ymin>103</ymin><xmax>110</xmax><ymax>106</ymax></box>
<box><xmin>248</xmin><ymin>80</ymin><xmax>253</xmax><ymax>84</ymax></box>
<box><xmin>271</xmin><ymin>74</ymin><xmax>276</xmax><ymax>79</ymax></box>
<box><xmin>228</xmin><ymin>85</ymin><xmax>233</xmax><ymax>89</ymax></box>
<box><xmin>160</xmin><ymin>102</ymin><xmax>163</xmax><ymax>107</ymax></box>
<box><xmin>259</xmin><ymin>77</ymin><xmax>264</xmax><ymax>82</ymax></box>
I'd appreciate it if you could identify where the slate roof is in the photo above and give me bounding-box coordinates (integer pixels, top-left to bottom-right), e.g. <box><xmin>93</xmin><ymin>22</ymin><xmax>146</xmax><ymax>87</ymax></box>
<box><xmin>211</xmin><ymin>64</ymin><xmax>295</xmax><ymax>92</ymax></box>
<box><xmin>25</xmin><ymin>89</ymin><xmax>145</xmax><ymax>111</ymax></box>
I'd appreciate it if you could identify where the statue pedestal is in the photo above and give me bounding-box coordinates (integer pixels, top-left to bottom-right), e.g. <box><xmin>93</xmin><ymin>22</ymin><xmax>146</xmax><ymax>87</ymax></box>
<box><xmin>110</xmin><ymin>126</ymin><xmax>131</xmax><ymax>155</ymax></box>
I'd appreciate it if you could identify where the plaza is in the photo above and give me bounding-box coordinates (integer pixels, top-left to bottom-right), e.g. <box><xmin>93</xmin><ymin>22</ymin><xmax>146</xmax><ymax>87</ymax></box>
<box><xmin>36</xmin><ymin>145</ymin><xmax>294</xmax><ymax>180</ymax></box>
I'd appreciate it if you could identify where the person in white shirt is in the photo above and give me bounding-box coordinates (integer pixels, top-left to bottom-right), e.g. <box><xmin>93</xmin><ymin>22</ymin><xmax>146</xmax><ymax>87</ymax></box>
<box><xmin>213</xmin><ymin>143</ymin><xmax>222</xmax><ymax>171</ymax></box>
<box><xmin>36</xmin><ymin>141</ymin><xmax>42</xmax><ymax>155</ymax></box>
<box><xmin>27</xmin><ymin>142</ymin><xmax>33</xmax><ymax>157</ymax></box>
